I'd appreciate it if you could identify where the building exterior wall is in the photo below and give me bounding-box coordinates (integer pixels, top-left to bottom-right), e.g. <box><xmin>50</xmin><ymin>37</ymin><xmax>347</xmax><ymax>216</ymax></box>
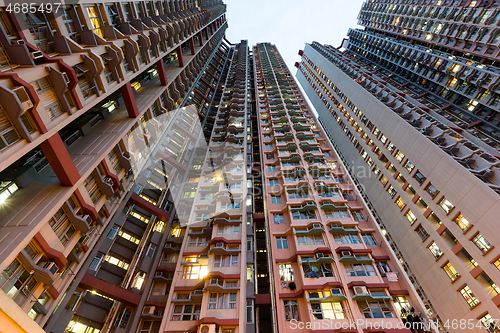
<box><xmin>0</xmin><ymin>1</ymin><xmax>232</xmax><ymax>332</ymax></box>
<box><xmin>297</xmin><ymin>41</ymin><xmax>500</xmax><ymax>332</ymax></box>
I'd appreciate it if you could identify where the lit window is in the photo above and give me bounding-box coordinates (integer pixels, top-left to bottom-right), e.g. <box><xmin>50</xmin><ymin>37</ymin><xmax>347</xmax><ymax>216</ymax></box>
<box><xmin>438</xmin><ymin>197</ymin><xmax>454</xmax><ymax>214</ymax></box>
<box><xmin>471</xmin><ymin>233</ymin><xmax>492</xmax><ymax>254</ymax></box>
<box><xmin>131</xmin><ymin>272</ymin><xmax>146</xmax><ymax>290</ymax></box>
<box><xmin>428</xmin><ymin>242</ymin><xmax>443</xmax><ymax>259</ymax></box>
<box><xmin>480</xmin><ymin>313</ymin><xmax>500</xmax><ymax>332</ymax></box>
<box><xmin>405</xmin><ymin>210</ymin><xmax>417</xmax><ymax>225</ymax></box>
<box><xmin>380</xmin><ymin>175</ymin><xmax>388</xmax><ymax>186</ymax></box>
<box><xmin>443</xmin><ymin>263</ymin><xmax>459</xmax><ymax>282</ymax></box>
<box><xmin>459</xmin><ymin>285</ymin><xmax>480</xmax><ymax>308</ymax></box>
<box><xmin>396</xmin><ymin>197</ymin><xmax>406</xmax><ymax>210</ymax></box>
<box><xmin>387</xmin><ymin>185</ymin><xmax>396</xmax><ymax>198</ymax></box>
<box><xmin>86</xmin><ymin>6</ymin><xmax>103</xmax><ymax>37</ymax></box>
<box><xmin>394</xmin><ymin>150</ymin><xmax>405</xmax><ymax>162</ymax></box>
<box><xmin>453</xmin><ymin>214</ymin><xmax>471</xmax><ymax>231</ymax></box>
<box><xmin>404</xmin><ymin>160</ymin><xmax>414</xmax><ymax>173</ymax></box>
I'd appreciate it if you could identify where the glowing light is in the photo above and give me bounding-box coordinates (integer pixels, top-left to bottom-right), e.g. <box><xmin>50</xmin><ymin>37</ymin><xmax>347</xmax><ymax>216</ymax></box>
<box><xmin>200</xmin><ymin>266</ymin><xmax>208</xmax><ymax>278</ymax></box>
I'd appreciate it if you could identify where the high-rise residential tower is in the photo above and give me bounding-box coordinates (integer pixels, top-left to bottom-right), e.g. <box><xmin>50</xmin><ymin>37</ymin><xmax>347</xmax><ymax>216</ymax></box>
<box><xmin>0</xmin><ymin>1</ymin><xmax>231</xmax><ymax>333</ymax></box>
<box><xmin>252</xmin><ymin>42</ymin><xmax>429</xmax><ymax>333</ymax></box>
<box><xmin>297</xmin><ymin>1</ymin><xmax>500</xmax><ymax>331</ymax></box>
<box><xmin>0</xmin><ymin>0</ymin><xmax>438</xmax><ymax>332</ymax></box>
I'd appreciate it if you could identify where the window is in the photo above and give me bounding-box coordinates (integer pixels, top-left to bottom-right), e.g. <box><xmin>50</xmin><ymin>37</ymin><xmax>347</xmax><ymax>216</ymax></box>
<box><xmin>334</xmin><ymin>234</ymin><xmax>361</xmax><ymax>245</ymax></box>
<box><xmin>405</xmin><ymin>210</ymin><xmax>417</xmax><ymax>225</ymax></box>
<box><xmin>413</xmin><ymin>171</ymin><xmax>425</xmax><ymax>185</ymax></box>
<box><xmin>171</xmin><ymin>304</ymin><xmax>201</xmax><ymax>321</ymax></box>
<box><xmin>415</xmin><ymin>225</ymin><xmax>429</xmax><ymax>241</ymax></box>
<box><xmin>105</xmin><ymin>253</ymin><xmax>130</xmax><ymax>270</ymax></box>
<box><xmin>279</xmin><ymin>264</ymin><xmax>294</xmax><ymax>281</ymax></box>
<box><xmin>86</xmin><ymin>6</ymin><xmax>103</xmax><ymax>37</ymax></box>
<box><xmin>181</xmin><ymin>266</ymin><xmax>206</xmax><ymax>279</ymax></box>
<box><xmin>459</xmin><ymin>285</ymin><xmax>480</xmax><ymax>308</ymax></box>
<box><xmin>269</xmin><ymin>179</ymin><xmax>279</xmax><ymax>186</ymax></box>
<box><xmin>266</xmin><ymin>153</ymin><xmax>275</xmax><ymax>159</ymax></box>
<box><xmin>324</xmin><ymin>210</ymin><xmax>350</xmax><ymax>219</ymax></box>
<box><xmin>380</xmin><ymin>175</ymin><xmax>388</xmax><ymax>186</ymax></box>
<box><xmin>297</xmin><ymin>234</ymin><xmax>324</xmax><ymax>246</ymax></box>
<box><xmin>271</xmin><ymin>195</ymin><xmax>282</xmax><ymax>204</ymax></box>
<box><xmin>395</xmin><ymin>150</ymin><xmax>405</xmax><ymax>162</ymax></box>
<box><xmin>454</xmin><ymin>214</ymin><xmax>471</xmax><ymax>231</ymax></box>
<box><xmin>362</xmin><ymin>234</ymin><xmax>377</xmax><ymax>246</ymax></box>
<box><xmin>84</xmin><ymin>174</ymin><xmax>102</xmax><ymax>203</ymax></box>
<box><xmin>396</xmin><ymin>197</ymin><xmax>406</xmax><ymax>210</ymax></box>
<box><xmin>284</xmin><ymin>300</ymin><xmax>300</xmax><ymax>321</ymax></box>
<box><xmin>387</xmin><ymin>185</ymin><xmax>396</xmax><ymax>198</ymax></box>
<box><xmin>214</xmin><ymin>255</ymin><xmax>239</xmax><ymax>267</ymax></box>
<box><xmin>443</xmin><ymin>262</ymin><xmax>459</xmax><ymax>281</ymax></box>
<box><xmin>404</xmin><ymin>160</ymin><xmax>414</xmax><ymax>172</ymax></box>
<box><xmin>273</xmin><ymin>214</ymin><xmax>285</xmax><ymax>224</ymax></box>
<box><xmin>265</xmin><ymin>144</ymin><xmax>273</xmax><ymax>149</ymax></box>
<box><xmin>375</xmin><ymin>262</ymin><xmax>392</xmax><ymax>276</ymax></box>
<box><xmin>311</xmin><ymin>301</ymin><xmax>346</xmax><ymax>320</ymax></box>
<box><xmin>480</xmin><ymin>313</ymin><xmax>500</xmax><ymax>332</ymax></box>
<box><xmin>131</xmin><ymin>272</ymin><xmax>146</xmax><ymax>290</ymax></box>
<box><xmin>217</xmin><ymin>225</ymin><xmax>240</xmax><ymax>235</ymax></box>
<box><xmin>146</xmin><ymin>244</ymin><xmax>156</xmax><ymax>257</ymax></box>
<box><xmin>345</xmin><ymin>264</ymin><xmax>377</xmax><ymax>277</ymax></box>
<box><xmin>428</xmin><ymin>242</ymin><xmax>443</xmax><ymax>259</ymax></box>
<box><xmin>438</xmin><ymin>197</ymin><xmax>454</xmax><ymax>214</ymax></box>
<box><xmin>425</xmin><ymin>184</ymin><xmax>438</xmax><ymax>198</ymax></box>
<box><xmin>247</xmin><ymin>300</ymin><xmax>254</xmax><ymax>323</ymax></box>
<box><xmin>189</xmin><ymin>237</ymin><xmax>208</xmax><ymax>247</ymax></box>
<box><xmin>48</xmin><ymin>208</ymin><xmax>75</xmax><ymax>246</ymax></box>
<box><xmin>292</xmin><ymin>210</ymin><xmax>316</xmax><ymax>220</ymax></box>
<box><xmin>358</xmin><ymin>300</ymin><xmax>394</xmax><ymax>319</ymax></box>
<box><xmin>276</xmin><ymin>236</ymin><xmax>289</xmax><ymax>249</ymax></box>
<box><xmin>352</xmin><ymin>211</ymin><xmax>365</xmax><ymax>221</ymax></box>
<box><xmin>268</xmin><ymin>165</ymin><xmax>276</xmax><ymax>172</ymax></box>
<box><xmin>472</xmin><ymin>234</ymin><xmax>492</xmax><ymax>253</ymax></box>
<box><xmin>0</xmin><ymin>258</ymin><xmax>39</xmax><ymax>306</ymax></box>
<box><xmin>208</xmin><ymin>293</ymin><xmax>237</xmax><ymax>309</ymax></box>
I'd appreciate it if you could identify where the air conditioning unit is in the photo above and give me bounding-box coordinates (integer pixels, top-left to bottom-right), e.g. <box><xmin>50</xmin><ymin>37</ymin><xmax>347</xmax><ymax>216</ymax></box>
<box><xmin>215</xmin><ymin>242</ymin><xmax>224</xmax><ymax>248</ymax></box>
<box><xmin>30</xmin><ymin>51</ymin><xmax>43</xmax><ymax>59</ymax></box>
<box><xmin>341</xmin><ymin>251</ymin><xmax>352</xmax><ymax>257</ymax></box>
<box><xmin>62</xmin><ymin>72</ymin><xmax>70</xmax><ymax>84</ymax></box>
<box><xmin>39</xmin><ymin>261</ymin><xmax>58</xmax><ymax>274</ymax></box>
<box><xmin>330</xmin><ymin>288</ymin><xmax>342</xmax><ymax>295</ymax></box>
<box><xmin>312</xmin><ymin>223</ymin><xmax>322</xmax><ymax>229</ymax></box>
<box><xmin>13</xmin><ymin>39</ymin><xmax>25</xmax><ymax>45</ymax></box>
<box><xmin>142</xmin><ymin>306</ymin><xmax>155</xmax><ymax>314</ymax></box>
<box><xmin>353</xmin><ymin>286</ymin><xmax>369</xmax><ymax>295</ymax></box>
<box><xmin>12</xmin><ymin>86</ymin><xmax>33</xmax><ymax>111</ymax></box>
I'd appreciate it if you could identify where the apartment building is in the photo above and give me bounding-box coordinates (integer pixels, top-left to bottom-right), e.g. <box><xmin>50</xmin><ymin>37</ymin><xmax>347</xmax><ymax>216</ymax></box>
<box><xmin>253</xmin><ymin>43</ymin><xmax>431</xmax><ymax>333</ymax></box>
<box><xmin>296</xmin><ymin>1</ymin><xmax>500</xmax><ymax>328</ymax></box>
<box><xmin>0</xmin><ymin>1</ymin><xmax>231</xmax><ymax>333</ymax></box>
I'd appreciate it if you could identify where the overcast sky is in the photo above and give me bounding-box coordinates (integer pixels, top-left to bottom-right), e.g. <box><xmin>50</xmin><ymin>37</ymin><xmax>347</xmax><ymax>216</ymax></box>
<box><xmin>223</xmin><ymin>0</ymin><xmax>365</xmax><ymax>72</ymax></box>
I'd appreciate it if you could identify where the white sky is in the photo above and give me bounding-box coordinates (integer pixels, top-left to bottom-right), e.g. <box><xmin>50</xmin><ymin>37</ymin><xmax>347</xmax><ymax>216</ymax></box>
<box><xmin>224</xmin><ymin>0</ymin><xmax>366</xmax><ymax>72</ymax></box>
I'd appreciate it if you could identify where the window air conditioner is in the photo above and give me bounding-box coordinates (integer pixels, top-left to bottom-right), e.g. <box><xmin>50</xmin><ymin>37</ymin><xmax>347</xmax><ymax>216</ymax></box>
<box><xmin>30</xmin><ymin>51</ymin><xmax>43</xmax><ymax>59</ymax></box>
<box><xmin>353</xmin><ymin>286</ymin><xmax>369</xmax><ymax>295</ymax></box>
